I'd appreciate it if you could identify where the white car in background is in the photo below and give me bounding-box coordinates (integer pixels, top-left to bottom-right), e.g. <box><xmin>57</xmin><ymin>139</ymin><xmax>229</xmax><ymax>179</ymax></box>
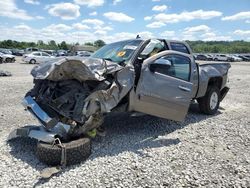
<box><xmin>76</xmin><ymin>51</ymin><xmax>92</xmax><ymax>57</ymax></box>
<box><xmin>22</xmin><ymin>51</ymin><xmax>55</xmax><ymax>64</ymax></box>
<box><xmin>213</xmin><ymin>54</ymin><xmax>232</xmax><ymax>61</ymax></box>
<box><xmin>0</xmin><ymin>52</ymin><xmax>15</xmax><ymax>63</ymax></box>
<box><xmin>230</xmin><ymin>55</ymin><xmax>243</xmax><ymax>62</ymax></box>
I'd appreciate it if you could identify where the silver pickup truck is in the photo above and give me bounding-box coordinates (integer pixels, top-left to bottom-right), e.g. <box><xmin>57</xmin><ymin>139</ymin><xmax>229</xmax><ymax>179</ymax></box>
<box><xmin>9</xmin><ymin>39</ymin><xmax>231</xmax><ymax>166</ymax></box>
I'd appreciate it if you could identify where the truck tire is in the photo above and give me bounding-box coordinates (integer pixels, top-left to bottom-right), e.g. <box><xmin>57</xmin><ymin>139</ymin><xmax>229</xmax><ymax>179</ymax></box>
<box><xmin>198</xmin><ymin>86</ymin><xmax>220</xmax><ymax>115</ymax></box>
<box><xmin>36</xmin><ymin>137</ymin><xmax>91</xmax><ymax>166</ymax></box>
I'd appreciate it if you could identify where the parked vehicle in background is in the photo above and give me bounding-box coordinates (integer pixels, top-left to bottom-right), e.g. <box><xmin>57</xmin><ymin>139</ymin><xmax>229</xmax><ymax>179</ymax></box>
<box><xmin>206</xmin><ymin>54</ymin><xmax>214</xmax><ymax>61</ymax></box>
<box><xmin>56</xmin><ymin>50</ymin><xmax>68</xmax><ymax>56</ymax></box>
<box><xmin>76</xmin><ymin>50</ymin><xmax>92</xmax><ymax>57</ymax></box>
<box><xmin>213</xmin><ymin>54</ymin><xmax>233</xmax><ymax>62</ymax></box>
<box><xmin>0</xmin><ymin>52</ymin><xmax>15</xmax><ymax>63</ymax></box>
<box><xmin>194</xmin><ymin>54</ymin><xmax>213</xmax><ymax>61</ymax></box>
<box><xmin>245</xmin><ymin>55</ymin><xmax>250</xmax><ymax>59</ymax></box>
<box><xmin>195</xmin><ymin>54</ymin><xmax>208</xmax><ymax>61</ymax></box>
<box><xmin>22</xmin><ymin>51</ymin><xmax>55</xmax><ymax>64</ymax></box>
<box><xmin>11</xmin><ymin>49</ymin><xmax>25</xmax><ymax>56</ymax></box>
<box><xmin>230</xmin><ymin>55</ymin><xmax>242</xmax><ymax>62</ymax></box>
<box><xmin>238</xmin><ymin>55</ymin><xmax>250</xmax><ymax>61</ymax></box>
<box><xmin>0</xmin><ymin>48</ymin><xmax>13</xmax><ymax>55</ymax></box>
<box><xmin>25</xmin><ymin>47</ymin><xmax>39</xmax><ymax>54</ymax></box>
<box><xmin>42</xmin><ymin>50</ymin><xmax>57</xmax><ymax>56</ymax></box>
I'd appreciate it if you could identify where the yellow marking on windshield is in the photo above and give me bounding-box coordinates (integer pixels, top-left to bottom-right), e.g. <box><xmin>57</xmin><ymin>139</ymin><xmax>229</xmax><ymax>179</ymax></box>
<box><xmin>117</xmin><ymin>51</ymin><xmax>126</xmax><ymax>57</ymax></box>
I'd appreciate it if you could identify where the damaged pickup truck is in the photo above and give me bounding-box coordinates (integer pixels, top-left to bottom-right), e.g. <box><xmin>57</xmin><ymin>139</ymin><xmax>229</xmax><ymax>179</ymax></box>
<box><xmin>9</xmin><ymin>39</ymin><xmax>231</xmax><ymax>166</ymax></box>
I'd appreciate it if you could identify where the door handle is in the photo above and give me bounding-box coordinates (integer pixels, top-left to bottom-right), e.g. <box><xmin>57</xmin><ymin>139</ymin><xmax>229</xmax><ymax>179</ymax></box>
<box><xmin>178</xmin><ymin>85</ymin><xmax>191</xmax><ymax>92</ymax></box>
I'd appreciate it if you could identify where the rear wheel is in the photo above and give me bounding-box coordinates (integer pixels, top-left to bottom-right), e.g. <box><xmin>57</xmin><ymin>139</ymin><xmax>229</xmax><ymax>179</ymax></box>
<box><xmin>29</xmin><ymin>59</ymin><xmax>36</xmax><ymax>64</ymax></box>
<box><xmin>198</xmin><ymin>86</ymin><xmax>220</xmax><ymax>115</ymax></box>
<box><xmin>36</xmin><ymin>137</ymin><xmax>91</xmax><ymax>166</ymax></box>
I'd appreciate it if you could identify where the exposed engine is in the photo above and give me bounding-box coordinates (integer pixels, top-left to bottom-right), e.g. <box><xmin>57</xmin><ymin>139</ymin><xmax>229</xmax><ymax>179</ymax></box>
<box><xmin>26</xmin><ymin>78</ymin><xmax>112</xmax><ymax>138</ymax></box>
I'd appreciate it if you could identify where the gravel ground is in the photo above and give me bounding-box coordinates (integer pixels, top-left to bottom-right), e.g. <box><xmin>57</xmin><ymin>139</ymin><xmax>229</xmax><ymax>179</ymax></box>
<box><xmin>0</xmin><ymin>60</ymin><xmax>249</xmax><ymax>187</ymax></box>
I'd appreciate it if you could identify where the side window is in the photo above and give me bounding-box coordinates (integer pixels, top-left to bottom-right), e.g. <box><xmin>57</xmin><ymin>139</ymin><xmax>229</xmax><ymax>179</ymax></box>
<box><xmin>42</xmin><ymin>52</ymin><xmax>49</xmax><ymax>56</ymax></box>
<box><xmin>153</xmin><ymin>54</ymin><xmax>191</xmax><ymax>81</ymax></box>
<box><xmin>33</xmin><ymin>52</ymin><xmax>40</xmax><ymax>56</ymax></box>
<box><xmin>170</xmin><ymin>42</ymin><xmax>190</xmax><ymax>54</ymax></box>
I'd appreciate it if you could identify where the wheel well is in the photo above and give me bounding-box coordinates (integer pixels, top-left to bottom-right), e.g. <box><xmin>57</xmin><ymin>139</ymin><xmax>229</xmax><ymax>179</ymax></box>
<box><xmin>208</xmin><ymin>77</ymin><xmax>222</xmax><ymax>89</ymax></box>
<box><xmin>29</xmin><ymin>59</ymin><xmax>36</xmax><ymax>63</ymax></box>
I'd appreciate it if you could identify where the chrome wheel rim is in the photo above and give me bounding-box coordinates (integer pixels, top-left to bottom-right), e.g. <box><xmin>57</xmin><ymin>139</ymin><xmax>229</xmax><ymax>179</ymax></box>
<box><xmin>210</xmin><ymin>92</ymin><xmax>218</xmax><ymax>110</ymax></box>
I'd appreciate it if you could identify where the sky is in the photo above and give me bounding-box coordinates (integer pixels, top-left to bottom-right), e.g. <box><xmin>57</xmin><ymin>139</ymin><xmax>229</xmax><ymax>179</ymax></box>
<box><xmin>0</xmin><ymin>0</ymin><xmax>250</xmax><ymax>44</ymax></box>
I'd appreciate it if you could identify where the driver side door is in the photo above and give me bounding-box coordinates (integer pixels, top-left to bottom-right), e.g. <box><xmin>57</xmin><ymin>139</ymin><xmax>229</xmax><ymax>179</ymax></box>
<box><xmin>133</xmin><ymin>51</ymin><xmax>194</xmax><ymax>121</ymax></box>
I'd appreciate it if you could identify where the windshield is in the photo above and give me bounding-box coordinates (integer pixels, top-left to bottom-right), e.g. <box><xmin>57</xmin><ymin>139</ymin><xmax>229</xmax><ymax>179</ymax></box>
<box><xmin>92</xmin><ymin>40</ymin><xmax>142</xmax><ymax>64</ymax></box>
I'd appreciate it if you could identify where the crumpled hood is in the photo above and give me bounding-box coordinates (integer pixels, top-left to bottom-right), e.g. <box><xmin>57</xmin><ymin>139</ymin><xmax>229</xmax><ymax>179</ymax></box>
<box><xmin>31</xmin><ymin>57</ymin><xmax>124</xmax><ymax>82</ymax></box>
<box><xmin>30</xmin><ymin>56</ymin><xmax>135</xmax><ymax>120</ymax></box>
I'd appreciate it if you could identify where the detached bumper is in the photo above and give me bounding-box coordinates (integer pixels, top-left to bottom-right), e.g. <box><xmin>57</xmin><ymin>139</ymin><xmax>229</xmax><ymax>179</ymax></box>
<box><xmin>8</xmin><ymin>126</ymin><xmax>57</xmax><ymax>143</ymax></box>
<box><xmin>8</xmin><ymin>96</ymin><xmax>71</xmax><ymax>143</ymax></box>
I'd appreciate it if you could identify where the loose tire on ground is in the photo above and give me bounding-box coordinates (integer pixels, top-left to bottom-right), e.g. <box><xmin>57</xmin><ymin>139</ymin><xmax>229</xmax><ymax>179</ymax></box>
<box><xmin>197</xmin><ymin>86</ymin><xmax>220</xmax><ymax>115</ymax></box>
<box><xmin>36</xmin><ymin>137</ymin><xmax>91</xmax><ymax>166</ymax></box>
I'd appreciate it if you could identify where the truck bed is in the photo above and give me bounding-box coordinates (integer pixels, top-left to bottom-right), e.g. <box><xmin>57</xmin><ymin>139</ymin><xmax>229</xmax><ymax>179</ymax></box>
<box><xmin>196</xmin><ymin>60</ymin><xmax>231</xmax><ymax>66</ymax></box>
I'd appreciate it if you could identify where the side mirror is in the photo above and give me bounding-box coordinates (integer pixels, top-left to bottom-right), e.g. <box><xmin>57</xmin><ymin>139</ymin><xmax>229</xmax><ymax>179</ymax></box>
<box><xmin>149</xmin><ymin>58</ymin><xmax>171</xmax><ymax>73</ymax></box>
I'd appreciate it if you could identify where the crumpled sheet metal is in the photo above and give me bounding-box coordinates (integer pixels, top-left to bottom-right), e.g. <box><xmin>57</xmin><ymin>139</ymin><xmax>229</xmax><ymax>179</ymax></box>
<box><xmin>197</xmin><ymin>62</ymin><xmax>231</xmax><ymax>97</ymax></box>
<box><xmin>31</xmin><ymin>57</ymin><xmax>124</xmax><ymax>82</ymax></box>
<box><xmin>83</xmin><ymin>66</ymin><xmax>135</xmax><ymax>116</ymax></box>
<box><xmin>8</xmin><ymin>125</ymin><xmax>57</xmax><ymax>143</ymax></box>
<box><xmin>199</xmin><ymin>63</ymin><xmax>231</xmax><ymax>77</ymax></box>
<box><xmin>30</xmin><ymin>57</ymin><xmax>135</xmax><ymax>116</ymax></box>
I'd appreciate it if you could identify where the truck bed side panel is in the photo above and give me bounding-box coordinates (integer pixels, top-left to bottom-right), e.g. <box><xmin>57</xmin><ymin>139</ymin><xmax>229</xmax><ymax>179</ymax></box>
<box><xmin>196</xmin><ymin>63</ymin><xmax>231</xmax><ymax>98</ymax></box>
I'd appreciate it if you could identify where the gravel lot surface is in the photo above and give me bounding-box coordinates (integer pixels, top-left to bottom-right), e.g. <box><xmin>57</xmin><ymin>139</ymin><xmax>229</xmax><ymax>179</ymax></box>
<box><xmin>0</xmin><ymin>59</ymin><xmax>249</xmax><ymax>187</ymax></box>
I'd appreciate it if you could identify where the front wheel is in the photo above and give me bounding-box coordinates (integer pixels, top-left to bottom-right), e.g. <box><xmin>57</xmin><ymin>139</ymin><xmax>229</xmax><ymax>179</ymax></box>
<box><xmin>5</xmin><ymin>58</ymin><xmax>12</xmax><ymax>63</ymax></box>
<box><xmin>197</xmin><ymin>86</ymin><xmax>220</xmax><ymax>115</ymax></box>
<box><xmin>29</xmin><ymin>59</ymin><xmax>36</xmax><ymax>64</ymax></box>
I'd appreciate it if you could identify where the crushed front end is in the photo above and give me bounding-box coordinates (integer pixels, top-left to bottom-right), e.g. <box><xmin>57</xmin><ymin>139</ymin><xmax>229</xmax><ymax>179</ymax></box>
<box><xmin>9</xmin><ymin>57</ymin><xmax>135</xmax><ymax>143</ymax></box>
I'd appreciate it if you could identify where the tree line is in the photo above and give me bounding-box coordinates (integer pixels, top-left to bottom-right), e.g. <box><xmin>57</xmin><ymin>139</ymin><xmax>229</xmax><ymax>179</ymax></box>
<box><xmin>0</xmin><ymin>40</ymin><xmax>106</xmax><ymax>51</ymax></box>
<box><xmin>187</xmin><ymin>40</ymin><xmax>250</xmax><ymax>53</ymax></box>
<box><xmin>0</xmin><ymin>39</ymin><xmax>250</xmax><ymax>53</ymax></box>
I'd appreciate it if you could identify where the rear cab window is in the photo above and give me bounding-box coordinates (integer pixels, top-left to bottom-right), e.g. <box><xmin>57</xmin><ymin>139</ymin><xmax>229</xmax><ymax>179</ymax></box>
<box><xmin>170</xmin><ymin>42</ymin><xmax>190</xmax><ymax>54</ymax></box>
